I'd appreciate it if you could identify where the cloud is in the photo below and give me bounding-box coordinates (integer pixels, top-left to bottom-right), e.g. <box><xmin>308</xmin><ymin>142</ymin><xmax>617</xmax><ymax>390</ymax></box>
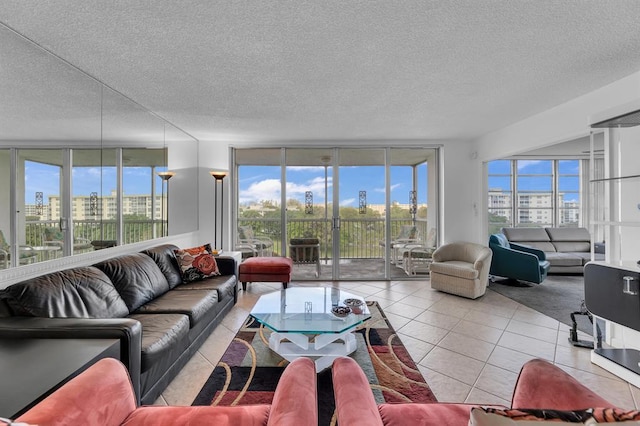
<box><xmin>517</xmin><ymin>160</ymin><xmax>545</xmax><ymax>171</ymax></box>
<box><xmin>239</xmin><ymin>176</ymin><xmax>333</xmax><ymax>204</ymax></box>
<box><xmin>287</xmin><ymin>166</ymin><xmax>326</xmax><ymax>172</ymax></box>
<box><xmin>340</xmin><ymin>198</ymin><xmax>355</xmax><ymax>206</ymax></box>
<box><xmin>374</xmin><ymin>183</ymin><xmax>402</xmax><ymax>193</ymax></box>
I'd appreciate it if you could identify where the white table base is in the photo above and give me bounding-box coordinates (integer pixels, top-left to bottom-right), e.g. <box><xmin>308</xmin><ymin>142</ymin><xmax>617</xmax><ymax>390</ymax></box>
<box><xmin>268</xmin><ymin>330</ymin><xmax>357</xmax><ymax>371</ymax></box>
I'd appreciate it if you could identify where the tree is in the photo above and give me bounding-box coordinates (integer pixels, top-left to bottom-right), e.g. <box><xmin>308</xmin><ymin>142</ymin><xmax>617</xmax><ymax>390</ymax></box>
<box><xmin>488</xmin><ymin>212</ymin><xmax>509</xmax><ymax>235</ymax></box>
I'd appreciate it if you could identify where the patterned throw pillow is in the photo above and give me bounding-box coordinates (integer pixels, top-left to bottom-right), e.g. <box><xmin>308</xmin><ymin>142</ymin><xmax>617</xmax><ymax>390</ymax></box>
<box><xmin>469</xmin><ymin>407</ymin><xmax>640</xmax><ymax>425</ymax></box>
<box><xmin>174</xmin><ymin>244</ymin><xmax>220</xmax><ymax>283</ymax></box>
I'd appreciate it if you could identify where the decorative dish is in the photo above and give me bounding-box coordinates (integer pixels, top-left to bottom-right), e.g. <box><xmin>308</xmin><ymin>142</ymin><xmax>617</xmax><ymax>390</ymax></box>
<box><xmin>343</xmin><ymin>298</ymin><xmax>364</xmax><ymax>307</ymax></box>
<box><xmin>331</xmin><ymin>306</ymin><xmax>351</xmax><ymax>318</ymax></box>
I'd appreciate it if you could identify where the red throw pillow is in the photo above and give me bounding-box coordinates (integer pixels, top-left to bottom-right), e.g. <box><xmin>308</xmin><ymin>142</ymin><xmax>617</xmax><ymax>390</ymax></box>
<box><xmin>174</xmin><ymin>244</ymin><xmax>220</xmax><ymax>283</ymax></box>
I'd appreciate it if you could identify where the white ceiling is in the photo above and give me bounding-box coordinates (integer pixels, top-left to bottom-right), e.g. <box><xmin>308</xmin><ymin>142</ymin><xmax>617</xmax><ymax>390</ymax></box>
<box><xmin>1</xmin><ymin>1</ymin><xmax>640</xmax><ymax>144</ymax></box>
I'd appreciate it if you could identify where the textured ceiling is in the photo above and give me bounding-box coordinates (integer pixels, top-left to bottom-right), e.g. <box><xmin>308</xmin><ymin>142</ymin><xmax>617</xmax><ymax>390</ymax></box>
<box><xmin>1</xmin><ymin>0</ymin><xmax>640</xmax><ymax>143</ymax></box>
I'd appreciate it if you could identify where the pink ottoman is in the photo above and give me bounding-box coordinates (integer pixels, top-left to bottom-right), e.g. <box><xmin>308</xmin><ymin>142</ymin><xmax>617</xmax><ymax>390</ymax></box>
<box><xmin>239</xmin><ymin>256</ymin><xmax>293</xmax><ymax>291</ymax></box>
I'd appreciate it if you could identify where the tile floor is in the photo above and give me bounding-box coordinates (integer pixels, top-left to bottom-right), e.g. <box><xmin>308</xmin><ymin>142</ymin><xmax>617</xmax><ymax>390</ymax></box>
<box><xmin>155</xmin><ymin>279</ymin><xmax>640</xmax><ymax>409</ymax></box>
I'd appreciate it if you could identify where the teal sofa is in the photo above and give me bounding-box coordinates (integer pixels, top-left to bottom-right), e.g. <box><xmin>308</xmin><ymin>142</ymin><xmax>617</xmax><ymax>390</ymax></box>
<box><xmin>488</xmin><ymin>233</ymin><xmax>551</xmax><ymax>284</ymax></box>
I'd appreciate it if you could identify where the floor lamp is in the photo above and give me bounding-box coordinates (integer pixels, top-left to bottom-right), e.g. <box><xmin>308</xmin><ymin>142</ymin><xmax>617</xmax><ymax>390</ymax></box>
<box><xmin>210</xmin><ymin>171</ymin><xmax>228</xmax><ymax>250</ymax></box>
<box><xmin>158</xmin><ymin>171</ymin><xmax>175</xmax><ymax>236</ymax></box>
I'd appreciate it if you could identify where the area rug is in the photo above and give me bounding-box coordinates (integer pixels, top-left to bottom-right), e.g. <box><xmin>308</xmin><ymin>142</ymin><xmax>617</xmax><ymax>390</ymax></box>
<box><xmin>488</xmin><ymin>275</ymin><xmax>593</xmax><ymax>335</ymax></box>
<box><xmin>192</xmin><ymin>301</ymin><xmax>436</xmax><ymax>426</ymax></box>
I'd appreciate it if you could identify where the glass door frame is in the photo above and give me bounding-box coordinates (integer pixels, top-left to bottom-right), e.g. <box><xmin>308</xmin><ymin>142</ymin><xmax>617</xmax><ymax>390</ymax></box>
<box><xmin>233</xmin><ymin>146</ymin><xmax>439</xmax><ymax>281</ymax></box>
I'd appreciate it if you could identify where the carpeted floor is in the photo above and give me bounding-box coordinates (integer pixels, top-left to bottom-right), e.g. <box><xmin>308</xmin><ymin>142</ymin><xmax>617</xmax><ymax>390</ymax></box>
<box><xmin>192</xmin><ymin>301</ymin><xmax>436</xmax><ymax>426</ymax></box>
<box><xmin>488</xmin><ymin>274</ymin><xmax>594</xmax><ymax>335</ymax></box>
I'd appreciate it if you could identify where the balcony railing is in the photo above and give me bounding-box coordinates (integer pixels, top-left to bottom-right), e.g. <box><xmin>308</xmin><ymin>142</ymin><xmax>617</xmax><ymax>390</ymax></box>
<box><xmin>237</xmin><ymin>217</ymin><xmax>429</xmax><ymax>259</ymax></box>
<box><xmin>25</xmin><ymin>219</ymin><xmax>165</xmax><ymax>247</ymax></box>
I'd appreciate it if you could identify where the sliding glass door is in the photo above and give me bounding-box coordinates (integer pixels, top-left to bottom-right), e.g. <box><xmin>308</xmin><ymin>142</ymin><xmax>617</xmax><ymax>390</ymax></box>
<box><xmin>234</xmin><ymin>146</ymin><xmax>438</xmax><ymax>280</ymax></box>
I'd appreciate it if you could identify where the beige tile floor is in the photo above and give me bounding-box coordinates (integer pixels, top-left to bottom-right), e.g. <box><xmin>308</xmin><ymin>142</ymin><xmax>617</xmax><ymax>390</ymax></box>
<box><xmin>155</xmin><ymin>279</ymin><xmax>640</xmax><ymax>410</ymax></box>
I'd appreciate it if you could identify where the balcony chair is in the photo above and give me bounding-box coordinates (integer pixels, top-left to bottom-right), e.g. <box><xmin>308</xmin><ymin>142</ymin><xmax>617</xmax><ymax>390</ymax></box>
<box><xmin>289</xmin><ymin>237</ymin><xmax>321</xmax><ymax>277</ymax></box>
<box><xmin>0</xmin><ymin>230</ymin><xmax>37</xmax><ymax>268</ymax></box>
<box><xmin>236</xmin><ymin>225</ymin><xmax>274</xmax><ymax>257</ymax></box>
<box><xmin>379</xmin><ymin>224</ymin><xmax>420</xmax><ymax>264</ymax></box>
<box><xmin>488</xmin><ymin>233</ymin><xmax>551</xmax><ymax>285</ymax></box>
<box><xmin>42</xmin><ymin>226</ymin><xmax>93</xmax><ymax>253</ymax></box>
<box><xmin>401</xmin><ymin>227</ymin><xmax>437</xmax><ymax>276</ymax></box>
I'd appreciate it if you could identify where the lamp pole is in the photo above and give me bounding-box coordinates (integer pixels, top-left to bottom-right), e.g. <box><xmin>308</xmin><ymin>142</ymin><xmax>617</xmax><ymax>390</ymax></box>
<box><xmin>210</xmin><ymin>171</ymin><xmax>228</xmax><ymax>249</ymax></box>
<box><xmin>157</xmin><ymin>171</ymin><xmax>175</xmax><ymax>236</ymax></box>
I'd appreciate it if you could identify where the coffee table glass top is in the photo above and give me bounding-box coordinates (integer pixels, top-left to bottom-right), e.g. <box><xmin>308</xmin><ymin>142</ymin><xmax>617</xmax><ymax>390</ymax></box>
<box><xmin>250</xmin><ymin>287</ymin><xmax>370</xmax><ymax>334</ymax></box>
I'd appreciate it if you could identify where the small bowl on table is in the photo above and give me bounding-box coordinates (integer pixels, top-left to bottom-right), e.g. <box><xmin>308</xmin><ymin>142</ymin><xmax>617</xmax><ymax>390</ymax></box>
<box><xmin>331</xmin><ymin>306</ymin><xmax>351</xmax><ymax>318</ymax></box>
<box><xmin>343</xmin><ymin>298</ymin><xmax>364</xmax><ymax>314</ymax></box>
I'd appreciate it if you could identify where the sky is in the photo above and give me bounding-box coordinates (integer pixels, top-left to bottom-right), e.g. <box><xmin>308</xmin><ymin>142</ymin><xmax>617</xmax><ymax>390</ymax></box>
<box><xmin>488</xmin><ymin>159</ymin><xmax>580</xmax><ymax>203</ymax></box>
<box><xmin>23</xmin><ymin>158</ymin><xmax>579</xmax><ymax>205</ymax></box>
<box><xmin>238</xmin><ymin>165</ymin><xmax>428</xmax><ymax>207</ymax></box>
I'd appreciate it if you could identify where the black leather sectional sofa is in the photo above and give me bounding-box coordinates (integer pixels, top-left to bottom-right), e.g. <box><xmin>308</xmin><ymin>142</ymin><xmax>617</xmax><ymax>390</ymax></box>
<box><xmin>0</xmin><ymin>244</ymin><xmax>237</xmax><ymax>405</ymax></box>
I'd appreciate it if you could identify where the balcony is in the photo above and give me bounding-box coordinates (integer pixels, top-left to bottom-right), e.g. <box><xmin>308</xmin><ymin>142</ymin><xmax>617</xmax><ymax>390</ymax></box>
<box><xmin>237</xmin><ymin>217</ymin><xmax>430</xmax><ymax>279</ymax></box>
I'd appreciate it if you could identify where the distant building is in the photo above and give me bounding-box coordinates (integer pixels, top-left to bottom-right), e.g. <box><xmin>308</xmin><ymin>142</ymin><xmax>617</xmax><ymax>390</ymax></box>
<box><xmin>30</xmin><ymin>191</ymin><xmax>166</xmax><ymax>221</ymax></box>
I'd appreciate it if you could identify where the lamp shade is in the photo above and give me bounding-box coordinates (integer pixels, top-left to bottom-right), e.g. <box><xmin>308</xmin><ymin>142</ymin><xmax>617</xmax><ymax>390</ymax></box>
<box><xmin>209</xmin><ymin>170</ymin><xmax>228</xmax><ymax>181</ymax></box>
<box><xmin>157</xmin><ymin>171</ymin><xmax>176</xmax><ymax>181</ymax></box>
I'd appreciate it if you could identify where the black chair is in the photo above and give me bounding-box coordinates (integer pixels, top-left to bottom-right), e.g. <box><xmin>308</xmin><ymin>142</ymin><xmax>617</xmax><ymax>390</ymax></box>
<box><xmin>289</xmin><ymin>238</ymin><xmax>320</xmax><ymax>277</ymax></box>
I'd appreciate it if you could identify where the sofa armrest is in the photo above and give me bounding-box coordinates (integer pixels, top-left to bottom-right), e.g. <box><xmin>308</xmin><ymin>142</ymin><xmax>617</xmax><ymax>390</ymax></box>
<box><xmin>509</xmin><ymin>242</ymin><xmax>547</xmax><ymax>261</ymax></box>
<box><xmin>16</xmin><ymin>358</ymin><xmax>136</xmax><ymax>426</ymax></box>
<box><xmin>0</xmin><ymin>317</ymin><xmax>142</xmax><ymax>403</ymax></box>
<box><xmin>332</xmin><ymin>356</ymin><xmax>384</xmax><ymax>426</ymax></box>
<box><xmin>511</xmin><ymin>359</ymin><xmax>613</xmax><ymax>410</ymax></box>
<box><xmin>215</xmin><ymin>257</ymin><xmax>237</xmax><ymax>276</ymax></box>
<box><xmin>267</xmin><ymin>357</ymin><xmax>317</xmax><ymax>426</ymax></box>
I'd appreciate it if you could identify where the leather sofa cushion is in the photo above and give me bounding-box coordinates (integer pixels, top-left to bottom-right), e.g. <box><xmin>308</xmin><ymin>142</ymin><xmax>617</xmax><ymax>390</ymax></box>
<box><xmin>141</xmin><ymin>244</ymin><xmax>182</xmax><ymax>289</ymax></box>
<box><xmin>0</xmin><ymin>266</ymin><xmax>129</xmax><ymax>318</ymax></box>
<box><xmin>545</xmin><ymin>252</ymin><xmax>583</xmax><ymax>267</ymax></box>
<box><xmin>240</xmin><ymin>257</ymin><xmax>293</xmax><ymax>274</ymax></box>
<box><xmin>174</xmin><ymin>275</ymin><xmax>236</xmax><ymax>302</ymax></box>
<box><xmin>128</xmin><ymin>313</ymin><xmax>190</xmax><ymax>373</ymax></box>
<box><xmin>95</xmin><ymin>253</ymin><xmax>170</xmax><ymax>312</ymax></box>
<box><xmin>429</xmin><ymin>261</ymin><xmax>479</xmax><ymax>280</ymax></box>
<box><xmin>134</xmin><ymin>289</ymin><xmax>219</xmax><ymax>328</ymax></box>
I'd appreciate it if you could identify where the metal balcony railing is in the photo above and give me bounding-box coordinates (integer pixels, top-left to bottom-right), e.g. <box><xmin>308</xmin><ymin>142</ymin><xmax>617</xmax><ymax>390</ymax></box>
<box><xmin>237</xmin><ymin>217</ymin><xmax>429</xmax><ymax>259</ymax></box>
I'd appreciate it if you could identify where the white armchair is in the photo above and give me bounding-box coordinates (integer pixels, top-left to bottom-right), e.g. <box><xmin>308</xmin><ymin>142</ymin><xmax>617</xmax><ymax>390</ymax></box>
<box><xmin>429</xmin><ymin>241</ymin><xmax>493</xmax><ymax>299</ymax></box>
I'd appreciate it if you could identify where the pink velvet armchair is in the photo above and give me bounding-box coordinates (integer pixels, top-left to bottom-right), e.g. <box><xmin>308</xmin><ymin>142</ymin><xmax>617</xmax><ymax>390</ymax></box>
<box><xmin>16</xmin><ymin>357</ymin><xmax>317</xmax><ymax>426</ymax></box>
<box><xmin>332</xmin><ymin>356</ymin><xmax>616</xmax><ymax>426</ymax></box>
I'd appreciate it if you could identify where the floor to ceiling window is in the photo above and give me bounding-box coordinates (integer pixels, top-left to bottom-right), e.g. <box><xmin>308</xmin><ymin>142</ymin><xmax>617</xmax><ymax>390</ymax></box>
<box><xmin>234</xmin><ymin>146</ymin><xmax>439</xmax><ymax>280</ymax></box>
<box><xmin>487</xmin><ymin>159</ymin><xmax>582</xmax><ymax>235</ymax></box>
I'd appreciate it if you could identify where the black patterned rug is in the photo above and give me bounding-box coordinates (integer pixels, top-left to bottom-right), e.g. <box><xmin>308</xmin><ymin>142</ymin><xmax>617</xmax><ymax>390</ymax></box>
<box><xmin>192</xmin><ymin>301</ymin><xmax>436</xmax><ymax>426</ymax></box>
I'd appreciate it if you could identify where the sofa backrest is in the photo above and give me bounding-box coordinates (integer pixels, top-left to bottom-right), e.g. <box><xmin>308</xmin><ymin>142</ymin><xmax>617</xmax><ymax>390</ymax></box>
<box><xmin>545</xmin><ymin>227</ymin><xmax>591</xmax><ymax>252</ymax></box>
<box><xmin>0</xmin><ymin>266</ymin><xmax>129</xmax><ymax>318</ymax></box>
<box><xmin>501</xmin><ymin>227</ymin><xmax>557</xmax><ymax>252</ymax></box>
<box><xmin>94</xmin><ymin>253</ymin><xmax>170</xmax><ymax>312</ymax></box>
<box><xmin>141</xmin><ymin>244</ymin><xmax>183</xmax><ymax>289</ymax></box>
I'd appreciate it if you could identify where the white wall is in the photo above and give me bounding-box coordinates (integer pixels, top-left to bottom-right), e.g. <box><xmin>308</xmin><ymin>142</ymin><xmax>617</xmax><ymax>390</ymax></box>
<box><xmin>474</xmin><ymin>71</ymin><xmax>640</xmax><ymax>161</ymax></box>
<box><xmin>439</xmin><ymin>141</ymin><xmax>483</xmax><ymax>244</ymax></box>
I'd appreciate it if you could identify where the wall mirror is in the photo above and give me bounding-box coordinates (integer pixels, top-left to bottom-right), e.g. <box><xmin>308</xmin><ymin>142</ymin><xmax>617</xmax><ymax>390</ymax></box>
<box><xmin>0</xmin><ymin>23</ymin><xmax>198</xmax><ymax>269</ymax></box>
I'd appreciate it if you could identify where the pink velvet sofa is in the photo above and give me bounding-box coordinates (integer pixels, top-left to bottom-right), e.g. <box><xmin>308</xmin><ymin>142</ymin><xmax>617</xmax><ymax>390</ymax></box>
<box><xmin>332</xmin><ymin>356</ymin><xmax>616</xmax><ymax>426</ymax></box>
<box><xmin>16</xmin><ymin>357</ymin><xmax>317</xmax><ymax>426</ymax></box>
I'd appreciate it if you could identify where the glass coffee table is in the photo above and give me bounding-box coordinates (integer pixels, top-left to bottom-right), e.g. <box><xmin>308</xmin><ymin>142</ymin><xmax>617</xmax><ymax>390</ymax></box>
<box><xmin>250</xmin><ymin>287</ymin><xmax>370</xmax><ymax>371</ymax></box>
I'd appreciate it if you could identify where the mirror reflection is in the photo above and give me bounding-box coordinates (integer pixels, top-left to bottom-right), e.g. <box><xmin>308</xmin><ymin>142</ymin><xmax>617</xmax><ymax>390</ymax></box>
<box><xmin>0</xmin><ymin>23</ymin><xmax>198</xmax><ymax>269</ymax></box>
